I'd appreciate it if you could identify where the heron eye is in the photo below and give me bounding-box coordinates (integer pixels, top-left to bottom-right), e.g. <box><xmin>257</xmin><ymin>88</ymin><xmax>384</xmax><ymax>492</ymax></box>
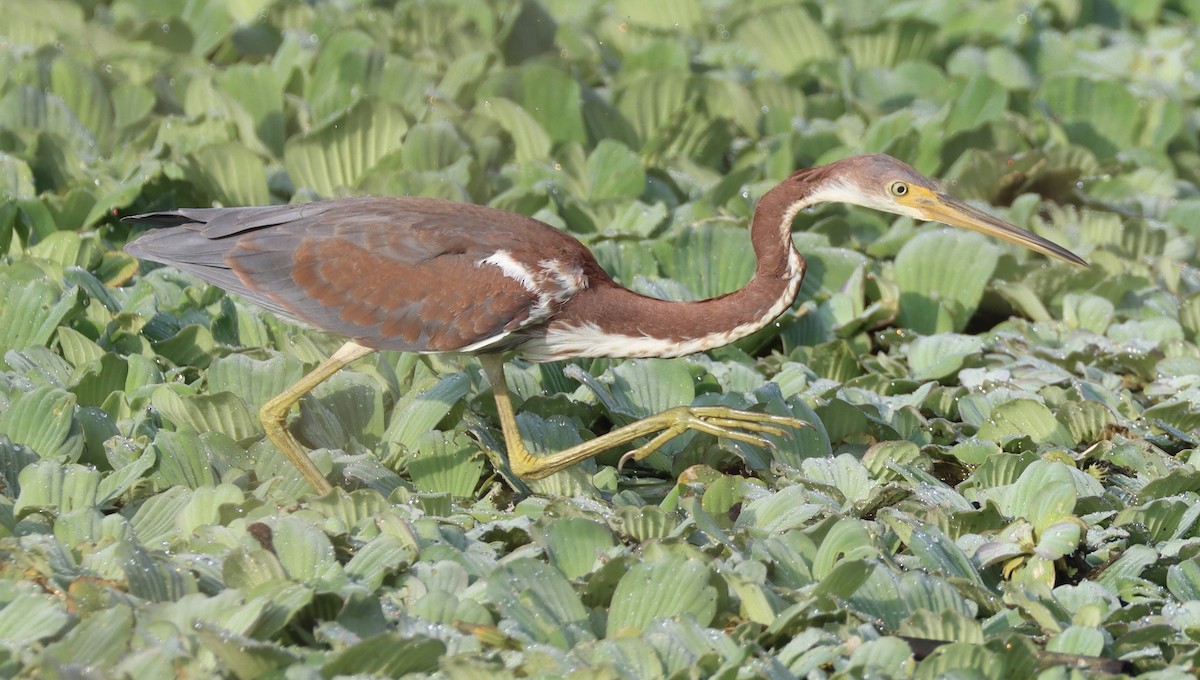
<box><xmin>889</xmin><ymin>181</ymin><xmax>909</xmax><ymax>197</ymax></box>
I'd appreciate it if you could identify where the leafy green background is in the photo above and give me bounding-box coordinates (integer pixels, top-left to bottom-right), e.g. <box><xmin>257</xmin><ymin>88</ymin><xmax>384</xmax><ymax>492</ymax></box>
<box><xmin>2</xmin><ymin>0</ymin><xmax>1200</xmax><ymax>677</ymax></box>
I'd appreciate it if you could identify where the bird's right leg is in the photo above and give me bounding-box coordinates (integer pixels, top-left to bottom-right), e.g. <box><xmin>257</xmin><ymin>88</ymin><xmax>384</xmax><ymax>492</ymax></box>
<box><xmin>260</xmin><ymin>340</ymin><xmax>376</xmax><ymax>494</ymax></box>
<box><xmin>478</xmin><ymin>355</ymin><xmax>808</xmax><ymax>480</ymax></box>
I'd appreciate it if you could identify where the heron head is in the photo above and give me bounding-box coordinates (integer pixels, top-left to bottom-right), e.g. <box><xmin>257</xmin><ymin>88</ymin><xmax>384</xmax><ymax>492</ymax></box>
<box><xmin>811</xmin><ymin>154</ymin><xmax>1087</xmax><ymax>266</ymax></box>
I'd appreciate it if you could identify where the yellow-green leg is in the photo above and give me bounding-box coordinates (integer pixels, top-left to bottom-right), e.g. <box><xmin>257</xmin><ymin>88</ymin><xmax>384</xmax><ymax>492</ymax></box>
<box><xmin>478</xmin><ymin>355</ymin><xmax>808</xmax><ymax>480</ymax></box>
<box><xmin>260</xmin><ymin>340</ymin><xmax>376</xmax><ymax>494</ymax></box>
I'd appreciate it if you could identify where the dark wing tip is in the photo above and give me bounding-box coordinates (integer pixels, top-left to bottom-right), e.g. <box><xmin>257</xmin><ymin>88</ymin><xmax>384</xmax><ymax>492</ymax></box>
<box><xmin>121</xmin><ymin>210</ymin><xmax>199</xmax><ymax>228</ymax></box>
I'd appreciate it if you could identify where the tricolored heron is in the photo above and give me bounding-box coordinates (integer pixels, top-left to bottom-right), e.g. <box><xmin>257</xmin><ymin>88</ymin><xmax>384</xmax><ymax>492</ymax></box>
<box><xmin>125</xmin><ymin>154</ymin><xmax>1086</xmax><ymax>494</ymax></box>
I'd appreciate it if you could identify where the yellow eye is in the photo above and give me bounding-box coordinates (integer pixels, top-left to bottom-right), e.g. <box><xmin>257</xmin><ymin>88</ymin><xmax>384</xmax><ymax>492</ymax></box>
<box><xmin>889</xmin><ymin>181</ymin><xmax>909</xmax><ymax>197</ymax></box>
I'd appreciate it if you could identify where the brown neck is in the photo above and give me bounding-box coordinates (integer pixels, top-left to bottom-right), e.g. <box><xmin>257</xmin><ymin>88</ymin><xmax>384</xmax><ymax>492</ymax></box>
<box><xmin>530</xmin><ymin>173</ymin><xmax>819</xmax><ymax>360</ymax></box>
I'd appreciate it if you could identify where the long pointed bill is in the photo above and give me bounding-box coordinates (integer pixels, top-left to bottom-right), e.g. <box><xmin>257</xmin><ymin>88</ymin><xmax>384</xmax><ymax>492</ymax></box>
<box><xmin>907</xmin><ymin>187</ymin><xmax>1088</xmax><ymax>267</ymax></box>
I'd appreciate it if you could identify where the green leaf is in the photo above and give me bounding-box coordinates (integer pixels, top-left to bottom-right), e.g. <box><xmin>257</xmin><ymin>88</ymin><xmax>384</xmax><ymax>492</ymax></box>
<box><xmin>223</xmin><ymin>548</ymin><xmax>288</xmax><ymax>590</ymax></box>
<box><xmin>0</xmin><ymin>86</ymin><xmax>96</xmax><ymax>158</ymax></box>
<box><xmin>400</xmin><ymin>121</ymin><xmax>470</xmax><ymax>172</ymax></box>
<box><xmin>734</xmin><ymin>485</ymin><xmax>821</xmax><ymax>534</ymax></box>
<box><xmin>0</xmin><ymin>436</ymin><xmax>39</xmax><ymax>499</ymax></box>
<box><xmin>907</xmin><ymin>524</ymin><xmax>984</xmax><ymax>585</ymax></box>
<box><xmin>6</xmin><ymin>346</ymin><xmax>72</xmax><ymax>388</ymax></box>
<box><xmin>999</xmin><ymin>461</ymin><xmax>1078</xmax><ymax>532</ymax></box>
<box><xmin>813</xmin><ymin>398</ymin><xmax>870</xmax><ymax>445</ymax></box>
<box><xmin>97</xmin><ymin>443</ymin><xmax>155</xmax><ymax>503</ymax></box>
<box><xmin>801</xmin><ymin>454</ymin><xmax>874</xmax><ymax>506</ymax></box>
<box><xmin>537</xmin><ymin>516</ymin><xmax>617</xmax><ymax>580</ymax></box>
<box><xmin>405</xmin><ymin>432</ymin><xmax>484</xmax><ymax>498</ymax></box>
<box><xmin>486</xmin><ymin>557</ymin><xmax>594</xmax><ymax>648</ymax></box>
<box><xmin>73</xmin><ymin>357</ymin><xmax>128</xmax><ymax>410</ymax></box>
<box><xmin>812</xmin><ymin>559</ymin><xmax>875</xmax><ymax>601</ymax></box>
<box><xmin>283</xmin><ymin>98</ymin><xmax>409</xmax><ymax>196</ymax></box>
<box><xmin>613</xmin><ymin>0</ymin><xmax>703</xmax><ymax>31</ymax></box>
<box><xmin>0</xmin><ymin>385</ymin><xmax>80</xmax><ymax>461</ymax></box>
<box><xmin>110</xmin><ymin>81</ymin><xmax>155</xmax><ymax>131</ymax></box>
<box><xmin>266</xmin><ymin>516</ymin><xmax>341</xmax><ymax>583</ymax></box>
<box><xmin>478</xmin><ymin>96</ymin><xmax>552</xmax><ymax>164</ymax></box>
<box><xmin>615</xmin><ymin>71</ymin><xmax>691</xmax><ymax>145</ymax></box>
<box><xmin>1168</xmin><ymin>558</ymin><xmax>1200</xmax><ymax>602</ymax></box>
<box><xmin>0</xmin><ymin>152</ymin><xmax>35</xmax><ymax>199</ymax></box>
<box><xmin>322</xmin><ymin>634</ymin><xmax>444</xmax><ymax>677</ymax></box>
<box><xmin>381</xmin><ymin>372</ymin><xmax>470</xmax><ymax>450</ymax></box>
<box><xmin>151</xmin><ymin>325</ymin><xmax>217</xmax><ymax>370</ymax></box>
<box><xmin>587</xmin><ymin>140</ymin><xmax>645</xmax><ymax>201</ymax></box>
<box><xmin>194</xmin><ymin>624</ymin><xmax>298</xmax><ymax>680</ymax></box>
<box><xmin>607</xmin><ymin>554</ymin><xmax>717</xmax><ymax>635</ymax></box>
<box><xmin>947</xmin><ymin>438</ymin><xmax>1001</xmax><ymax>465</ymax></box>
<box><xmin>344</xmin><ymin>534</ymin><xmax>418</xmax><ymax>590</ymax></box>
<box><xmin>49</xmin><ymin>57</ymin><xmax>114</xmax><ymax>146</ymax></box>
<box><xmin>1046</xmin><ymin>625</ymin><xmax>1104</xmax><ymax>656</ymax></box>
<box><xmin>185</xmin><ymin>142</ymin><xmax>270</xmax><ymax>207</ymax></box>
<box><xmin>56</xmin><ymin>326</ymin><xmax>105</xmax><ymax>370</ymax></box>
<box><xmin>29</xmin><ymin>231</ymin><xmax>91</xmax><ymax>268</ymax></box>
<box><xmin>851</xmin><ymin>568</ymin><xmax>975</xmax><ymax>631</ymax></box>
<box><xmin>608</xmin><ymin>505</ymin><xmax>672</xmax><ymax>542</ymax></box>
<box><xmin>307</xmin><ymin>488</ymin><xmax>396</xmax><ymax>531</ymax></box>
<box><xmin>42</xmin><ymin>603</ymin><xmax>132</xmax><ymax>670</ymax></box>
<box><xmin>734</xmin><ymin>5</ymin><xmax>836</xmax><ymax>74</ymax></box>
<box><xmin>0</xmin><ymin>593</ymin><xmax>70</xmax><ymax>645</ymax></box>
<box><xmin>771</xmin><ymin>397</ymin><xmax>832</xmax><ymax>467</ymax></box>
<box><xmin>915</xmin><ymin>642</ymin><xmax>1002</xmax><ymax>679</ymax></box>
<box><xmin>842</xmin><ymin>20</ymin><xmax>935</xmax><ymax>70</ymax></box>
<box><xmin>0</xmin><ymin>281</ymin><xmax>82</xmax><ymax>358</ymax></box>
<box><xmin>899</xmin><ymin>609</ymin><xmax>983</xmax><ymax>644</ymax></box>
<box><xmin>1097</xmin><ymin>544</ymin><xmax>1158</xmax><ymax>594</ymax></box>
<box><xmin>215</xmin><ymin>63</ymin><xmax>286</xmax><ymax>156</ymax></box>
<box><xmin>151</xmin><ymin>387</ymin><xmax>263</xmax><ymax>443</ymax></box>
<box><xmin>181</xmin><ymin>0</ymin><xmax>233</xmax><ymax>55</ymax></box>
<box><xmin>14</xmin><ymin>461</ymin><xmax>100</xmax><ymax>515</ymax></box>
<box><xmin>812</xmin><ymin>520</ymin><xmax>877</xmax><ymax>580</ymax></box>
<box><xmin>906</xmin><ymin>333</ymin><xmax>984</xmax><ymax>381</ymax></box>
<box><xmin>480</xmin><ymin>64</ymin><xmax>586</xmax><ymax>145</ymax></box>
<box><xmin>944</xmin><ymin>74</ymin><xmax>1008</xmax><ymax>134</ymax></box>
<box><xmin>863</xmin><ymin>440</ymin><xmax>921</xmax><ymax>479</ymax></box>
<box><xmin>600</xmin><ymin>200</ymin><xmax>669</xmax><ymax>237</ymax></box>
<box><xmin>661</xmin><ymin>224</ymin><xmax>757</xmax><ymax>299</ymax></box>
<box><xmin>1062</xmin><ymin>293</ymin><xmax>1115</xmax><ymax>334</ymax></box>
<box><xmin>207</xmin><ymin>353</ymin><xmax>305</xmax><ymax>414</ymax></box>
<box><xmin>976</xmin><ymin>399</ymin><xmax>1074</xmax><ymax>448</ymax></box>
<box><xmin>176</xmin><ymin>483</ymin><xmax>244</xmax><ymax>535</ymax></box>
<box><xmin>151</xmin><ymin>428</ymin><xmax>218</xmax><ymax>489</ymax></box>
<box><xmin>895</xmin><ymin>229</ymin><xmax>999</xmax><ymax>334</ymax></box>
<box><xmin>126</xmin><ymin>487</ymin><xmax>191</xmax><ymax>546</ymax></box>
<box><xmin>299</xmin><ymin>368</ymin><xmax>385</xmax><ymax>450</ymax></box>
<box><xmin>1035</xmin><ymin>521</ymin><xmax>1082</xmax><ymax>560</ymax></box>
<box><xmin>1056</xmin><ymin>401</ymin><xmax>1116</xmax><ymax>445</ymax></box>
<box><xmin>607</xmin><ymin>358</ymin><xmax>695</xmax><ymax>417</ymax></box>
<box><xmin>1039</xmin><ymin>75</ymin><xmax>1140</xmax><ymax>154</ymax></box>
<box><xmin>304</xmin><ymin>30</ymin><xmax>383</xmax><ymax>123</ymax></box>
<box><xmin>848</xmin><ymin>636</ymin><xmax>916</xmax><ymax>676</ymax></box>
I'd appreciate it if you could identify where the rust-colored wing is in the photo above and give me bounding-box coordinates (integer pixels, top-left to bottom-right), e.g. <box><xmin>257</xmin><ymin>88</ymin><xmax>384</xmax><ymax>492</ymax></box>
<box><xmin>124</xmin><ymin>197</ymin><xmax>593</xmax><ymax>352</ymax></box>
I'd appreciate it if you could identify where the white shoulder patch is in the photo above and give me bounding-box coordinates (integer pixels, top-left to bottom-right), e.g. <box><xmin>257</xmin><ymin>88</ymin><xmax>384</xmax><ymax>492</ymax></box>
<box><xmin>480</xmin><ymin>250</ymin><xmax>539</xmax><ymax>294</ymax></box>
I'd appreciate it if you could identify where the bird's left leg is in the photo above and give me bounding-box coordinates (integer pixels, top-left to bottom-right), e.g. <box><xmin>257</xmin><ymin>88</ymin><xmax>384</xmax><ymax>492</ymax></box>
<box><xmin>260</xmin><ymin>340</ymin><xmax>376</xmax><ymax>494</ymax></box>
<box><xmin>478</xmin><ymin>355</ymin><xmax>808</xmax><ymax>480</ymax></box>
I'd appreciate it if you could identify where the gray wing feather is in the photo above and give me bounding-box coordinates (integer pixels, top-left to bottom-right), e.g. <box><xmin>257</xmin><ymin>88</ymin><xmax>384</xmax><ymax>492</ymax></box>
<box><xmin>125</xmin><ymin>204</ymin><xmax>339</xmax><ymax>238</ymax></box>
<box><xmin>123</xmin><ymin>223</ymin><xmax>246</xmax><ymax>292</ymax></box>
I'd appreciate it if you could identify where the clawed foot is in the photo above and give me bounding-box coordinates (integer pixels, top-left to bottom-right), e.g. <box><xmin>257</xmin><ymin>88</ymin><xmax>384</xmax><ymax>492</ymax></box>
<box><xmin>616</xmin><ymin>406</ymin><xmax>809</xmax><ymax>471</ymax></box>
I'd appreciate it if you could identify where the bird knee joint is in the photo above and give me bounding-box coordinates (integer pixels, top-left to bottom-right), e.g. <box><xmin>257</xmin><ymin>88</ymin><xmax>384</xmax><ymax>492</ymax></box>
<box><xmin>260</xmin><ymin>403</ymin><xmax>286</xmax><ymax>426</ymax></box>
